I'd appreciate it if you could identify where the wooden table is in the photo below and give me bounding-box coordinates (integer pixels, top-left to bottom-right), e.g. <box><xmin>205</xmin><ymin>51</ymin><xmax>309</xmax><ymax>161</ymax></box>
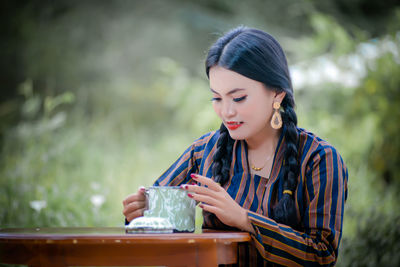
<box><xmin>0</xmin><ymin>227</ymin><xmax>251</xmax><ymax>266</ymax></box>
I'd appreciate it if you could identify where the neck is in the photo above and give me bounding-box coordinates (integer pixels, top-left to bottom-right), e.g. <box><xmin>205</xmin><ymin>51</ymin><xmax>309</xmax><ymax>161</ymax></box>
<box><xmin>246</xmin><ymin>128</ymin><xmax>281</xmax><ymax>153</ymax></box>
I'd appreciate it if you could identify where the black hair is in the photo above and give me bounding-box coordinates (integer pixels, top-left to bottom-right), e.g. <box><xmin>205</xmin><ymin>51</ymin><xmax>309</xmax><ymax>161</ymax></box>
<box><xmin>205</xmin><ymin>26</ymin><xmax>300</xmax><ymax>228</ymax></box>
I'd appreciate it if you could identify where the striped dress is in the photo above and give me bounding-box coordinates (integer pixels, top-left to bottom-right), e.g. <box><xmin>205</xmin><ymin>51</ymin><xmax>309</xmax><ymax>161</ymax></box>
<box><xmin>154</xmin><ymin>127</ymin><xmax>348</xmax><ymax>266</ymax></box>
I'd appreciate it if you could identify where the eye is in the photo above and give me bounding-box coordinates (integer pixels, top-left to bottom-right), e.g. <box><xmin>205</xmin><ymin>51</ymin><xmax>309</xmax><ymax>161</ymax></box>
<box><xmin>211</xmin><ymin>97</ymin><xmax>222</xmax><ymax>102</ymax></box>
<box><xmin>233</xmin><ymin>96</ymin><xmax>247</xmax><ymax>102</ymax></box>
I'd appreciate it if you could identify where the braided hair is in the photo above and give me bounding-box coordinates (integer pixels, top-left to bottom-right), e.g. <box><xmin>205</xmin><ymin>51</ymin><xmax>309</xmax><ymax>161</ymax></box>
<box><xmin>205</xmin><ymin>26</ymin><xmax>300</xmax><ymax>228</ymax></box>
<box><xmin>212</xmin><ymin>123</ymin><xmax>235</xmax><ymax>185</ymax></box>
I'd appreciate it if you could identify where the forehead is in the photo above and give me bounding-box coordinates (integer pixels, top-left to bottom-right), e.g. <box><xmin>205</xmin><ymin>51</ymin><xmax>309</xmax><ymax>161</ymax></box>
<box><xmin>209</xmin><ymin>66</ymin><xmax>267</xmax><ymax>94</ymax></box>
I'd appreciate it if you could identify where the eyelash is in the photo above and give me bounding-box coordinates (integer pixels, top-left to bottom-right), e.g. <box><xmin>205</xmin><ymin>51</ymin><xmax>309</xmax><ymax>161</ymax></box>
<box><xmin>211</xmin><ymin>96</ymin><xmax>247</xmax><ymax>102</ymax></box>
<box><xmin>233</xmin><ymin>96</ymin><xmax>247</xmax><ymax>102</ymax></box>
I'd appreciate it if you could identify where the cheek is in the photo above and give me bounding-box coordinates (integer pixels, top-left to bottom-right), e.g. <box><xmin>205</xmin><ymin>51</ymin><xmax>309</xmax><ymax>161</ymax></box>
<box><xmin>241</xmin><ymin>103</ymin><xmax>260</xmax><ymax>118</ymax></box>
<box><xmin>254</xmin><ymin>94</ymin><xmax>274</xmax><ymax>114</ymax></box>
<box><xmin>212</xmin><ymin>103</ymin><xmax>222</xmax><ymax>118</ymax></box>
<box><xmin>244</xmin><ymin>101</ymin><xmax>272</xmax><ymax>122</ymax></box>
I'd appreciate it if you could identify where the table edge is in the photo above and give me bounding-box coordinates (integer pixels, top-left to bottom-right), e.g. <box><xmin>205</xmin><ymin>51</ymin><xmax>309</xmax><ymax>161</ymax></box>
<box><xmin>0</xmin><ymin>227</ymin><xmax>252</xmax><ymax>243</ymax></box>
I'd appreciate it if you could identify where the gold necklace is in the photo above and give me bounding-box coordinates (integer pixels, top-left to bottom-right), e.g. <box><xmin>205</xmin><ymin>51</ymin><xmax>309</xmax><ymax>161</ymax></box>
<box><xmin>250</xmin><ymin>154</ymin><xmax>274</xmax><ymax>171</ymax></box>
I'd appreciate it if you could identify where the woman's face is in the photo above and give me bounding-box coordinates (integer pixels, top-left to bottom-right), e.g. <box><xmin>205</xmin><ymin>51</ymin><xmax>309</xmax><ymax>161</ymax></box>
<box><xmin>209</xmin><ymin>66</ymin><xmax>285</xmax><ymax>141</ymax></box>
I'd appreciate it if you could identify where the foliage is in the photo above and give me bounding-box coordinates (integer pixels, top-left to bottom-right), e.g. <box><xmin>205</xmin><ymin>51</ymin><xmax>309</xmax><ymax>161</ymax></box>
<box><xmin>350</xmin><ymin>38</ymin><xmax>400</xmax><ymax>187</ymax></box>
<box><xmin>339</xmin><ymin>210</ymin><xmax>400</xmax><ymax>266</ymax></box>
<box><xmin>0</xmin><ymin>58</ymin><xmax>216</xmax><ymax>227</ymax></box>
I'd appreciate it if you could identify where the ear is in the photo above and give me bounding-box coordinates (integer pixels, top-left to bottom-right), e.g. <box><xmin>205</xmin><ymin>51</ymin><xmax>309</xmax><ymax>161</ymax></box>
<box><xmin>274</xmin><ymin>91</ymin><xmax>286</xmax><ymax>103</ymax></box>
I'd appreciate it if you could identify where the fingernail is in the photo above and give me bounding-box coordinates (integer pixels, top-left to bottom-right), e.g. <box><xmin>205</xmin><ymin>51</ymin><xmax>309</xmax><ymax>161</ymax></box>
<box><xmin>190</xmin><ymin>173</ymin><xmax>198</xmax><ymax>179</ymax></box>
<box><xmin>199</xmin><ymin>204</ymin><xmax>204</xmax><ymax>208</ymax></box>
<box><xmin>187</xmin><ymin>193</ymin><xmax>193</xmax><ymax>198</ymax></box>
<box><xmin>185</xmin><ymin>185</ymin><xmax>189</xmax><ymax>190</ymax></box>
<box><xmin>191</xmin><ymin>182</ymin><xmax>196</xmax><ymax>185</ymax></box>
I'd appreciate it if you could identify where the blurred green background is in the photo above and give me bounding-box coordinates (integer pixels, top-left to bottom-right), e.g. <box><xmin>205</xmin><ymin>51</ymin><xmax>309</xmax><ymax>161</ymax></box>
<box><xmin>1</xmin><ymin>0</ymin><xmax>400</xmax><ymax>266</ymax></box>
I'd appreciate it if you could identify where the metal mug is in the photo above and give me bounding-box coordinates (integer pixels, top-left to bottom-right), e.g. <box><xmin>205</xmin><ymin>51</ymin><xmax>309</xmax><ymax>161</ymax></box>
<box><xmin>144</xmin><ymin>186</ymin><xmax>196</xmax><ymax>232</ymax></box>
<box><xmin>126</xmin><ymin>186</ymin><xmax>196</xmax><ymax>233</ymax></box>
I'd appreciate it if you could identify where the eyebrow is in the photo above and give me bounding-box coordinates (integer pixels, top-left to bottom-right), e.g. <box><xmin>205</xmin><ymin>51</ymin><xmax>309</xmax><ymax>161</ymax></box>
<box><xmin>210</xmin><ymin>88</ymin><xmax>246</xmax><ymax>95</ymax></box>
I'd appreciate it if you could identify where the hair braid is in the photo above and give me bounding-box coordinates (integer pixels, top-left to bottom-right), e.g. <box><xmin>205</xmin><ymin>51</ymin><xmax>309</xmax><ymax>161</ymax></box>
<box><xmin>212</xmin><ymin>123</ymin><xmax>234</xmax><ymax>186</ymax></box>
<box><xmin>272</xmin><ymin>92</ymin><xmax>300</xmax><ymax>228</ymax></box>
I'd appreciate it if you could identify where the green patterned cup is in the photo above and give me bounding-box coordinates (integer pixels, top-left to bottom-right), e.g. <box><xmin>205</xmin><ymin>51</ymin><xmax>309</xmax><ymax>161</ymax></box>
<box><xmin>144</xmin><ymin>186</ymin><xmax>196</xmax><ymax>232</ymax></box>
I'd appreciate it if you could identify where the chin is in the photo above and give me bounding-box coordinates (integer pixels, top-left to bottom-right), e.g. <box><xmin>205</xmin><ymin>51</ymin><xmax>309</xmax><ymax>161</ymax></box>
<box><xmin>227</xmin><ymin>130</ymin><xmax>247</xmax><ymax>140</ymax></box>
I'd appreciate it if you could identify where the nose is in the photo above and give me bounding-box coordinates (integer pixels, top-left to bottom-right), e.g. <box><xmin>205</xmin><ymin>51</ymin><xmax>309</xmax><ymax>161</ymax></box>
<box><xmin>221</xmin><ymin>101</ymin><xmax>236</xmax><ymax>118</ymax></box>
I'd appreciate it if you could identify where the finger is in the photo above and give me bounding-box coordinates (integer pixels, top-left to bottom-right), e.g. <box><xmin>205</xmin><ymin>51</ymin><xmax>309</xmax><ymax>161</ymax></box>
<box><xmin>198</xmin><ymin>203</ymin><xmax>220</xmax><ymax>215</ymax></box>
<box><xmin>123</xmin><ymin>200</ymin><xmax>146</xmax><ymax>216</ymax></box>
<box><xmin>181</xmin><ymin>184</ymin><xmax>218</xmax><ymax>199</ymax></box>
<box><xmin>123</xmin><ymin>194</ymin><xmax>145</xmax><ymax>207</ymax></box>
<box><xmin>189</xmin><ymin>193</ymin><xmax>220</xmax><ymax>207</ymax></box>
<box><xmin>122</xmin><ymin>188</ymin><xmax>146</xmax><ymax>206</ymax></box>
<box><xmin>124</xmin><ymin>200</ymin><xmax>146</xmax><ymax>214</ymax></box>
<box><xmin>125</xmin><ymin>207</ymin><xmax>147</xmax><ymax>223</ymax></box>
<box><xmin>190</xmin><ymin>174</ymin><xmax>222</xmax><ymax>192</ymax></box>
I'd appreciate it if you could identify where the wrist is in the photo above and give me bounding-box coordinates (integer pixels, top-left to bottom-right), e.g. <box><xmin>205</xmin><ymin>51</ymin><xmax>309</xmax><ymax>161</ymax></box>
<box><xmin>238</xmin><ymin>207</ymin><xmax>255</xmax><ymax>234</ymax></box>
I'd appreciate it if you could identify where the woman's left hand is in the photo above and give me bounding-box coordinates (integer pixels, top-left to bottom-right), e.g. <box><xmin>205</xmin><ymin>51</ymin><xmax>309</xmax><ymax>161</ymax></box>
<box><xmin>182</xmin><ymin>174</ymin><xmax>253</xmax><ymax>232</ymax></box>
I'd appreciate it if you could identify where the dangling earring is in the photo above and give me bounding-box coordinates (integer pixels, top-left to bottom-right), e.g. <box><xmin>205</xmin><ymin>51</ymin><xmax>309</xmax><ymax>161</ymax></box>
<box><xmin>271</xmin><ymin>102</ymin><xmax>282</xmax><ymax>129</ymax></box>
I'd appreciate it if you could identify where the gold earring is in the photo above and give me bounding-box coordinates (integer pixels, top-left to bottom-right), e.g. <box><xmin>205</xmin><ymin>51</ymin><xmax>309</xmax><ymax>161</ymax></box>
<box><xmin>271</xmin><ymin>102</ymin><xmax>282</xmax><ymax>129</ymax></box>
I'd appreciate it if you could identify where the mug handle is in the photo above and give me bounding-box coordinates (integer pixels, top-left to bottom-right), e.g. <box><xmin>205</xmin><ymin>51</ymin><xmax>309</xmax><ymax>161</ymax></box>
<box><xmin>143</xmin><ymin>187</ymin><xmax>150</xmax><ymax>216</ymax></box>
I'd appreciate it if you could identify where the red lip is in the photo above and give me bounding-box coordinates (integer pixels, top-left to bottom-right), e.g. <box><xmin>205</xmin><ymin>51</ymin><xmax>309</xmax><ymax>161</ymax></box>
<box><xmin>226</xmin><ymin>121</ymin><xmax>243</xmax><ymax>130</ymax></box>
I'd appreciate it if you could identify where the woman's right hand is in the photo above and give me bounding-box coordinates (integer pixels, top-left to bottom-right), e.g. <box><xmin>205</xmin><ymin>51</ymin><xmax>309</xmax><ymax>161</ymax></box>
<box><xmin>122</xmin><ymin>186</ymin><xmax>147</xmax><ymax>223</ymax></box>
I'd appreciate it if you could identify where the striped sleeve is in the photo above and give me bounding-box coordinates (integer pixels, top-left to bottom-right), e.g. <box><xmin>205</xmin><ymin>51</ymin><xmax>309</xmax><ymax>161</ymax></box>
<box><xmin>154</xmin><ymin>131</ymin><xmax>216</xmax><ymax>186</ymax></box>
<box><xmin>247</xmin><ymin>145</ymin><xmax>348</xmax><ymax>266</ymax></box>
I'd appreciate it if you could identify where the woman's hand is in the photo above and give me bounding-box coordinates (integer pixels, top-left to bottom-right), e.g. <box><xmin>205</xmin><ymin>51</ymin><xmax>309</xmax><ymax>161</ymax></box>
<box><xmin>122</xmin><ymin>187</ymin><xmax>147</xmax><ymax>223</ymax></box>
<box><xmin>183</xmin><ymin>174</ymin><xmax>255</xmax><ymax>233</ymax></box>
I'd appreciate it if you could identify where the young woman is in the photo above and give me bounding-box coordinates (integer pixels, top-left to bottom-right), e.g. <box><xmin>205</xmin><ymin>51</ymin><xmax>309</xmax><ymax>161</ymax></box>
<box><xmin>123</xmin><ymin>26</ymin><xmax>348</xmax><ymax>266</ymax></box>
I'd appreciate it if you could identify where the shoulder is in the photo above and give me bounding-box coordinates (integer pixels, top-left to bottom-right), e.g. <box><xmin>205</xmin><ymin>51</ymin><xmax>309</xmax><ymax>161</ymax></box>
<box><xmin>188</xmin><ymin>130</ymin><xmax>220</xmax><ymax>153</ymax></box>
<box><xmin>191</xmin><ymin>130</ymin><xmax>220</xmax><ymax>147</ymax></box>
<box><xmin>297</xmin><ymin>128</ymin><xmax>348</xmax><ymax>201</ymax></box>
<box><xmin>193</xmin><ymin>130</ymin><xmax>220</xmax><ymax>145</ymax></box>
<box><xmin>297</xmin><ymin>127</ymin><xmax>346</xmax><ymax>170</ymax></box>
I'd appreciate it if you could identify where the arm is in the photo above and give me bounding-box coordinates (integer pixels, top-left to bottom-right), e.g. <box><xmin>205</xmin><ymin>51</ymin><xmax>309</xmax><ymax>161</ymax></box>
<box><xmin>154</xmin><ymin>132</ymin><xmax>215</xmax><ymax>186</ymax></box>
<box><xmin>246</xmin><ymin>146</ymin><xmax>348</xmax><ymax>266</ymax></box>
